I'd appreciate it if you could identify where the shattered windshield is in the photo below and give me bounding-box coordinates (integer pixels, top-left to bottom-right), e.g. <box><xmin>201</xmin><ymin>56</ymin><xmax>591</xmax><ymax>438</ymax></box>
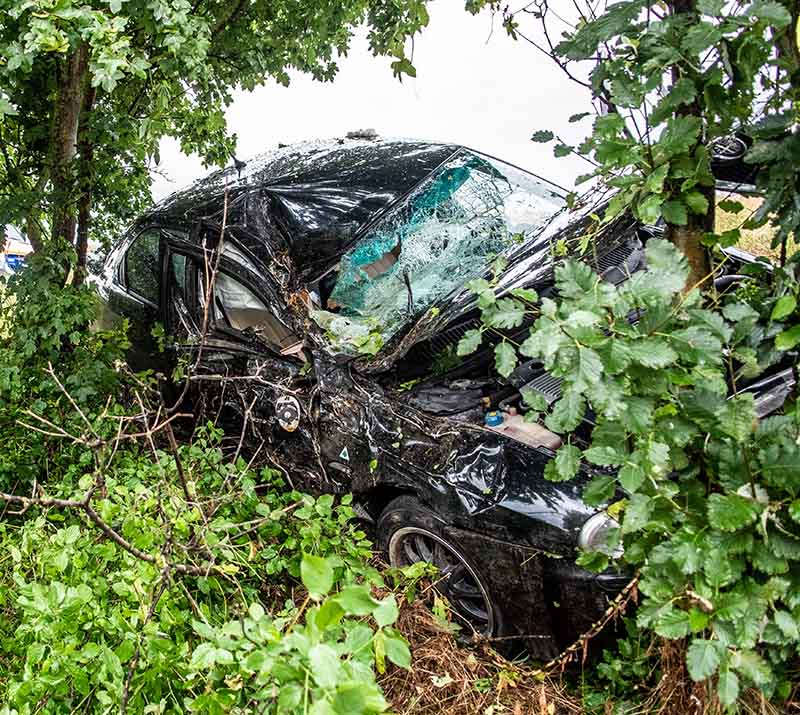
<box><xmin>315</xmin><ymin>150</ymin><xmax>565</xmax><ymax>354</ymax></box>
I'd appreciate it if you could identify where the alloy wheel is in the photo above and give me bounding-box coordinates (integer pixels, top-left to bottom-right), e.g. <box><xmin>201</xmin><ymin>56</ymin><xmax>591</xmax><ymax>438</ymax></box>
<box><xmin>387</xmin><ymin>526</ymin><xmax>495</xmax><ymax>636</ymax></box>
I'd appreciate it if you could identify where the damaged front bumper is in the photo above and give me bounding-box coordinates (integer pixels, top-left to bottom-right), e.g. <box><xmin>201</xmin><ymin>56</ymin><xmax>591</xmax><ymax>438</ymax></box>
<box><xmin>443</xmin><ymin>524</ymin><xmax>630</xmax><ymax>659</ymax></box>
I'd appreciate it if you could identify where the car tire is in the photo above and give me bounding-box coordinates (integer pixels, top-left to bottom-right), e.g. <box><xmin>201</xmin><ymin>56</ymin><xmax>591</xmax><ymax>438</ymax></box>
<box><xmin>376</xmin><ymin>495</ymin><xmax>505</xmax><ymax>640</ymax></box>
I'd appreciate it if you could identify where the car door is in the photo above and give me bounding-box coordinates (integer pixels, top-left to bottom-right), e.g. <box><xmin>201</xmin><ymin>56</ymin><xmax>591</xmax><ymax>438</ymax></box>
<box><xmin>99</xmin><ymin>226</ymin><xmax>165</xmax><ymax>372</ymax></box>
<box><xmin>162</xmin><ymin>236</ymin><xmax>322</xmax><ymax>468</ymax></box>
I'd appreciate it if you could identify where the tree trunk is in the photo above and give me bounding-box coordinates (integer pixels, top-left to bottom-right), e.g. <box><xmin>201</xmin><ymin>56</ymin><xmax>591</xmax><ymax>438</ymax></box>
<box><xmin>74</xmin><ymin>84</ymin><xmax>97</xmax><ymax>286</ymax></box>
<box><xmin>667</xmin><ymin>0</ymin><xmax>712</xmax><ymax>289</ymax></box>
<box><xmin>50</xmin><ymin>42</ymin><xmax>90</xmax><ymax>254</ymax></box>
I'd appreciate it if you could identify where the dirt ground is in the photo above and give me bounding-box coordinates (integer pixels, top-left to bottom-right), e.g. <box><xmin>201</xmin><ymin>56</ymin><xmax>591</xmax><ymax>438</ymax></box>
<box><xmin>383</xmin><ymin>595</ymin><xmax>798</xmax><ymax>715</ymax></box>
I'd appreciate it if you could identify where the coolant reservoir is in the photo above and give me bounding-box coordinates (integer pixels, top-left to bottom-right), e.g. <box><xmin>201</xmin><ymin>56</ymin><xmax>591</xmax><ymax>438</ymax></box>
<box><xmin>484</xmin><ymin>409</ymin><xmax>562</xmax><ymax>451</ymax></box>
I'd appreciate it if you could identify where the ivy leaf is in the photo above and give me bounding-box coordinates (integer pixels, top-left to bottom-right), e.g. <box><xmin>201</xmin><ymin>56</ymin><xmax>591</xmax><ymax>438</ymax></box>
<box><xmin>583</xmin><ymin>474</ymin><xmax>616</xmax><ymax>506</ymax></box>
<box><xmin>707</xmin><ymin>494</ymin><xmax>761</xmax><ymax>532</ymax></box>
<box><xmin>661</xmin><ymin>200</ymin><xmax>688</xmax><ymax>226</ymax></box>
<box><xmin>532</xmin><ymin>130</ymin><xmax>554</xmax><ymax>142</ymax></box>
<box><xmin>545</xmin><ymin>443</ymin><xmax>581</xmax><ymax>482</ymax></box>
<box><xmin>746</xmin><ymin>1</ymin><xmax>792</xmax><ymax>28</ymax></box>
<box><xmin>717</xmin><ymin>668</ymin><xmax>740</xmax><ymax>707</ymax></box>
<box><xmin>775</xmin><ymin>325</ymin><xmax>800</xmax><ymax>351</ymax></box>
<box><xmin>456</xmin><ymin>329</ymin><xmax>482</xmax><ymax>356</ymax></box>
<box><xmin>301</xmin><ymin>553</ymin><xmax>334</xmax><ymax>599</ymax></box>
<box><xmin>494</xmin><ymin>342</ymin><xmax>518</xmax><ymax>378</ymax></box>
<box><xmin>687</xmin><ymin>639</ymin><xmax>721</xmax><ymax>681</ymax></box>
<box><xmin>771</xmin><ymin>295</ymin><xmax>796</xmax><ymax>321</ymax></box>
<box><xmin>308</xmin><ymin>644</ymin><xmax>341</xmax><ymax>689</ymax></box>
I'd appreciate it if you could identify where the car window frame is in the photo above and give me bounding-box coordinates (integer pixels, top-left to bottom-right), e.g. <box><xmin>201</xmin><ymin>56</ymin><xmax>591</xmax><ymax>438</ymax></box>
<box><xmin>121</xmin><ymin>226</ymin><xmax>163</xmax><ymax>307</ymax></box>
<box><xmin>162</xmin><ymin>237</ymin><xmax>299</xmax><ymax>360</ymax></box>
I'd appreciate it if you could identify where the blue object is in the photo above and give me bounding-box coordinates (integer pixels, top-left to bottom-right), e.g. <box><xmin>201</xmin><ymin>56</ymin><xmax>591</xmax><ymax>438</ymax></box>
<box><xmin>6</xmin><ymin>254</ymin><xmax>25</xmax><ymax>271</ymax></box>
<box><xmin>484</xmin><ymin>411</ymin><xmax>504</xmax><ymax>427</ymax></box>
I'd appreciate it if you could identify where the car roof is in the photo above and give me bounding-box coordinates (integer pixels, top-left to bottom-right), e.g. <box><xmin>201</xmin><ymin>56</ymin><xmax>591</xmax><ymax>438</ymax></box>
<box><xmin>141</xmin><ymin>137</ymin><xmax>460</xmax><ymax>273</ymax></box>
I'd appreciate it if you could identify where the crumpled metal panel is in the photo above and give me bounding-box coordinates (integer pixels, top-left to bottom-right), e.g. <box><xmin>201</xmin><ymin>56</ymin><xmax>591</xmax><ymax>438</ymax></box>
<box><xmin>142</xmin><ymin>138</ymin><xmax>459</xmax><ymax>273</ymax></box>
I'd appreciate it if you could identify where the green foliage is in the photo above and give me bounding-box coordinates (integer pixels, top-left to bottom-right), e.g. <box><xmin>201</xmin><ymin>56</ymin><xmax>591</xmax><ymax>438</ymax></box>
<box><xmin>581</xmin><ymin>618</ymin><xmax>658</xmax><ymax>713</ymax></box>
<box><xmin>0</xmin><ymin>0</ymin><xmax>435</xmax><ymax>255</ymax></box>
<box><xmin>0</xmin><ymin>279</ymin><xmax>408</xmax><ymax>713</ymax></box>
<box><xmin>179</xmin><ymin>557</ymin><xmax>406</xmax><ymax>713</ymax></box>
<box><xmin>0</xmin><ymin>436</ymin><xmax>397</xmax><ymax>712</ymax></box>
<box><xmin>0</xmin><ymin>253</ymin><xmax>129</xmax><ymax>490</ymax></box>
<box><xmin>465</xmin><ymin>239</ymin><xmax>800</xmax><ymax>706</ymax></box>
<box><xmin>475</xmin><ymin>0</ymin><xmax>800</xmax><ymax>292</ymax></box>
<box><xmin>460</xmin><ymin>0</ymin><xmax>800</xmax><ymax>704</ymax></box>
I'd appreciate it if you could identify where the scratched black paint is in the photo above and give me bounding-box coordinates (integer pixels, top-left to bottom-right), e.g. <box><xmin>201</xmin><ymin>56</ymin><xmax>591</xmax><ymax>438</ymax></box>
<box><xmin>95</xmin><ymin>136</ymin><xmax>786</xmax><ymax>654</ymax></box>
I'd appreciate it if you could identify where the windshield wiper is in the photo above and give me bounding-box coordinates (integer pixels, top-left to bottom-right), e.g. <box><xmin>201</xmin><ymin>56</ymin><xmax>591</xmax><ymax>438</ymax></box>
<box><xmin>403</xmin><ymin>268</ymin><xmax>414</xmax><ymax>315</ymax></box>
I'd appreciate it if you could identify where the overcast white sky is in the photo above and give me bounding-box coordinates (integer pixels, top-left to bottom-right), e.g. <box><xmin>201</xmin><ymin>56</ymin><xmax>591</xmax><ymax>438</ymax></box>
<box><xmin>151</xmin><ymin>1</ymin><xmax>592</xmax><ymax>203</ymax></box>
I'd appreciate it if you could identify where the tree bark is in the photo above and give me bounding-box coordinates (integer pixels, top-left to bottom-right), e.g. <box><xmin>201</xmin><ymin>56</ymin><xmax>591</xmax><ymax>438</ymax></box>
<box><xmin>668</xmin><ymin>0</ymin><xmax>712</xmax><ymax>289</ymax></box>
<box><xmin>74</xmin><ymin>84</ymin><xmax>97</xmax><ymax>285</ymax></box>
<box><xmin>50</xmin><ymin>42</ymin><xmax>90</xmax><ymax>254</ymax></box>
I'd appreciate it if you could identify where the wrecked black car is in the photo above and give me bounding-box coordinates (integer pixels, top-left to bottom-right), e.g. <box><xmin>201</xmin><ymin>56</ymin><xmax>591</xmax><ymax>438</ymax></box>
<box><xmin>95</xmin><ymin>137</ymin><xmax>788</xmax><ymax>657</ymax></box>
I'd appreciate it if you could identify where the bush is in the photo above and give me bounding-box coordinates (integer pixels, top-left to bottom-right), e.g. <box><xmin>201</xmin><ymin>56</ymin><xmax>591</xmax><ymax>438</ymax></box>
<box><xmin>461</xmin><ymin>240</ymin><xmax>800</xmax><ymax>706</ymax></box>
<box><xmin>0</xmin><ymin>253</ymin><xmax>129</xmax><ymax>492</ymax></box>
<box><xmin>0</xmin><ymin>268</ymin><xmax>408</xmax><ymax>714</ymax></box>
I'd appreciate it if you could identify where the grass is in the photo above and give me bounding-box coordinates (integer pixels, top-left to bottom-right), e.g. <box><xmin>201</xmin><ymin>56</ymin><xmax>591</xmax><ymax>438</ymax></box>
<box><xmin>716</xmin><ymin>194</ymin><xmax>798</xmax><ymax>260</ymax></box>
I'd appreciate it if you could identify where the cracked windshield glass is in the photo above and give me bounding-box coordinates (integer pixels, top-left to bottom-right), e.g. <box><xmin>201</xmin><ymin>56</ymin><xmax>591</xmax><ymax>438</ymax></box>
<box><xmin>315</xmin><ymin>150</ymin><xmax>565</xmax><ymax>354</ymax></box>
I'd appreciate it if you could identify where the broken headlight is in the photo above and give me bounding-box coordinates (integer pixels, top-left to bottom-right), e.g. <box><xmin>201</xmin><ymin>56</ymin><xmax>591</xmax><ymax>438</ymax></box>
<box><xmin>753</xmin><ymin>381</ymin><xmax>794</xmax><ymax>418</ymax></box>
<box><xmin>578</xmin><ymin>512</ymin><xmax>623</xmax><ymax>559</ymax></box>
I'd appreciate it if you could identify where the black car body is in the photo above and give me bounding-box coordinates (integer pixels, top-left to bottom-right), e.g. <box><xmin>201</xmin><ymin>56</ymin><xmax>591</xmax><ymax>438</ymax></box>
<box><xmin>95</xmin><ymin>137</ymin><xmax>791</xmax><ymax>657</ymax></box>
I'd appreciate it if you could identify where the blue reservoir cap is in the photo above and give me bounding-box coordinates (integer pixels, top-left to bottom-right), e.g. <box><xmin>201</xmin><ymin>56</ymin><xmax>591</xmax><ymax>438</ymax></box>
<box><xmin>484</xmin><ymin>411</ymin><xmax>504</xmax><ymax>427</ymax></box>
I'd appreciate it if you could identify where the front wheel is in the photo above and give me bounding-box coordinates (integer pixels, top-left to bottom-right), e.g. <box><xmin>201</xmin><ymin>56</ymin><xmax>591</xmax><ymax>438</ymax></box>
<box><xmin>376</xmin><ymin>495</ymin><xmax>503</xmax><ymax>639</ymax></box>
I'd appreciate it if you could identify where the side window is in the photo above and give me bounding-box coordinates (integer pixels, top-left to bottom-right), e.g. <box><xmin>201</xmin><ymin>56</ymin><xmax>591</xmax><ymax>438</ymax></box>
<box><xmin>125</xmin><ymin>229</ymin><xmax>161</xmax><ymax>303</ymax></box>
<box><xmin>207</xmin><ymin>271</ymin><xmax>297</xmax><ymax>351</ymax></box>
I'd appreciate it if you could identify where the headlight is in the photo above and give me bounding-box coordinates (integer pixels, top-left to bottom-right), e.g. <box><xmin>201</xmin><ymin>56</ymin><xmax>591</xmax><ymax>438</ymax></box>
<box><xmin>578</xmin><ymin>512</ymin><xmax>623</xmax><ymax>558</ymax></box>
<box><xmin>753</xmin><ymin>383</ymin><xmax>793</xmax><ymax>418</ymax></box>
